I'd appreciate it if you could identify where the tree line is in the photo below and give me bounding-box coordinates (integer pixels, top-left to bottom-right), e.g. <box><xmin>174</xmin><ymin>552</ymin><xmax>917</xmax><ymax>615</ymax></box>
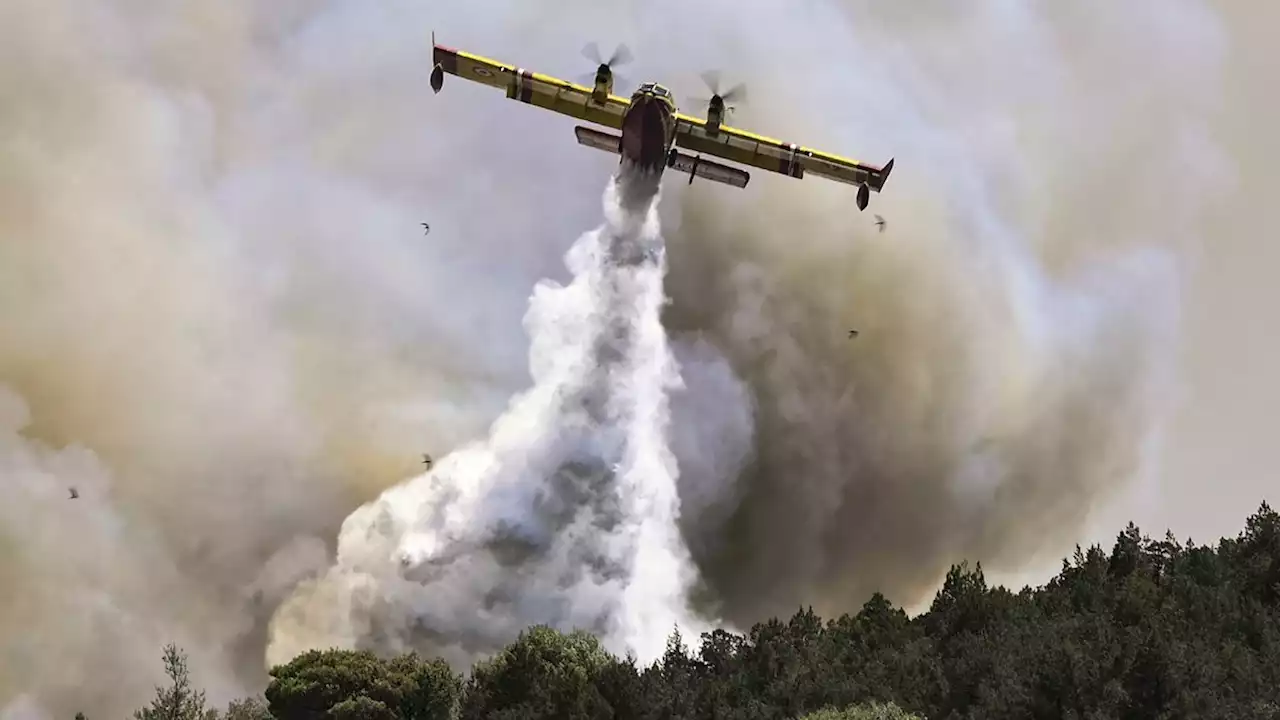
<box><xmin>108</xmin><ymin>502</ymin><xmax>1280</xmax><ymax>719</ymax></box>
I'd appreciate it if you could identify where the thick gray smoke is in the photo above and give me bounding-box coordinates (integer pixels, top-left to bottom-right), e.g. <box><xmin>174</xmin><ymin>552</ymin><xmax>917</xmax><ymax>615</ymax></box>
<box><xmin>0</xmin><ymin>0</ymin><xmax>1241</xmax><ymax>716</ymax></box>
<box><xmin>657</xmin><ymin>0</ymin><xmax>1232</xmax><ymax>621</ymax></box>
<box><xmin>267</xmin><ymin>169</ymin><xmax>712</xmax><ymax>668</ymax></box>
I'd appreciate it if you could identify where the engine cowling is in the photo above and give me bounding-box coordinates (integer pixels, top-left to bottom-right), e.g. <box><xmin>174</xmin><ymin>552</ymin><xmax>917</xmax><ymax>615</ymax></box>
<box><xmin>591</xmin><ymin>64</ymin><xmax>614</xmax><ymax>104</ymax></box>
<box><xmin>705</xmin><ymin>95</ymin><xmax>726</xmax><ymax>133</ymax></box>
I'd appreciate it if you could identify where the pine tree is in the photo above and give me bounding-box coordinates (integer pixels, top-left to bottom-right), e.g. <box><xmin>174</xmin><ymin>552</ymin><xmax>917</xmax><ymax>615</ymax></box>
<box><xmin>134</xmin><ymin>644</ymin><xmax>210</xmax><ymax>720</ymax></box>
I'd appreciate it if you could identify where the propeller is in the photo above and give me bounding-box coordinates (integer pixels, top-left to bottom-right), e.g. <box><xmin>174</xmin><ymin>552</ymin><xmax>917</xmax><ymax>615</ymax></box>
<box><xmin>575</xmin><ymin>42</ymin><xmax>633</xmax><ymax>90</ymax></box>
<box><xmin>692</xmin><ymin>69</ymin><xmax>748</xmax><ymax>113</ymax></box>
<box><xmin>583</xmin><ymin>42</ymin><xmax>634</xmax><ymax>69</ymax></box>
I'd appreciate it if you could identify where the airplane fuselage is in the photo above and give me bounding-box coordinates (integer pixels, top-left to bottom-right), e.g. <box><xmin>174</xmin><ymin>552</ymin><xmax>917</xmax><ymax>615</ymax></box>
<box><xmin>619</xmin><ymin>83</ymin><xmax>677</xmax><ymax>174</ymax></box>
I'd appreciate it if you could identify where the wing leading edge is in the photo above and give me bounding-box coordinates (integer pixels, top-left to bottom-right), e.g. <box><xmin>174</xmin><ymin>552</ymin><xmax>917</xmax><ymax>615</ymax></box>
<box><xmin>431</xmin><ymin>42</ymin><xmax>632</xmax><ymax>130</ymax></box>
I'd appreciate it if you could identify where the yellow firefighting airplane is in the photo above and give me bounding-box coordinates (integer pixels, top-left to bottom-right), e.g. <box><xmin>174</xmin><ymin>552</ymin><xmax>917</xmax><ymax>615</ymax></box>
<box><xmin>429</xmin><ymin>38</ymin><xmax>895</xmax><ymax>210</ymax></box>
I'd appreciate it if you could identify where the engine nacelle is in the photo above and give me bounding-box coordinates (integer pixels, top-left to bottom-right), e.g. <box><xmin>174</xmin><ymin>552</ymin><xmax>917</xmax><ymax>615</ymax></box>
<box><xmin>705</xmin><ymin>95</ymin><xmax>726</xmax><ymax>134</ymax></box>
<box><xmin>591</xmin><ymin>64</ymin><xmax>614</xmax><ymax>104</ymax></box>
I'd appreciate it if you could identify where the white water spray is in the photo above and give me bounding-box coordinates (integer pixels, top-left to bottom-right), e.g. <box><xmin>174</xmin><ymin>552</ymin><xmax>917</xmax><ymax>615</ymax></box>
<box><xmin>267</xmin><ymin>168</ymin><xmax>709</xmax><ymax>668</ymax></box>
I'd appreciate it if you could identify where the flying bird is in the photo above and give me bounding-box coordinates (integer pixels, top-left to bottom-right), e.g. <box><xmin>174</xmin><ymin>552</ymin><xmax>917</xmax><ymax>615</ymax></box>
<box><xmin>68</xmin><ymin>487</ymin><xmax>79</xmax><ymax>499</ymax></box>
<box><xmin>848</xmin><ymin>329</ymin><xmax>859</xmax><ymax>339</ymax></box>
<box><xmin>421</xmin><ymin>223</ymin><xmax>430</xmax><ymax>235</ymax></box>
<box><xmin>874</xmin><ymin>215</ymin><xmax>886</xmax><ymax>232</ymax></box>
<box><xmin>422</xmin><ymin>453</ymin><xmax>433</xmax><ymax>469</ymax></box>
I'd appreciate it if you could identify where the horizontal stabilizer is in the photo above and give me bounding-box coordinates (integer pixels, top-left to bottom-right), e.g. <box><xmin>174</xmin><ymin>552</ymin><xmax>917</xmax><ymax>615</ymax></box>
<box><xmin>669</xmin><ymin>151</ymin><xmax>750</xmax><ymax>188</ymax></box>
<box><xmin>574</xmin><ymin>126</ymin><xmax>621</xmax><ymax>154</ymax></box>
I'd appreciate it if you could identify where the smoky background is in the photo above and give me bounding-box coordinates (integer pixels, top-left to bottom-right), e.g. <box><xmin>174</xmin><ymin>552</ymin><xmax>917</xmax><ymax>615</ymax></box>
<box><xmin>2</xmin><ymin>0</ymin><xmax>1270</xmax><ymax>718</ymax></box>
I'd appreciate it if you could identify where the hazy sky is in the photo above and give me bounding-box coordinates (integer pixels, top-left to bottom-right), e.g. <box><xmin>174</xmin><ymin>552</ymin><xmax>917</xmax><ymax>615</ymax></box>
<box><xmin>1076</xmin><ymin>2</ymin><xmax>1278</xmax><ymax>555</ymax></box>
<box><xmin>1</xmin><ymin>0</ymin><xmax>1277</xmax><ymax>716</ymax></box>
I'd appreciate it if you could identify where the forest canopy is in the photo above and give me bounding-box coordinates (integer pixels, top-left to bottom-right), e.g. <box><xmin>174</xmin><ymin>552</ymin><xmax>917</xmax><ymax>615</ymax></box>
<box><xmin>114</xmin><ymin>502</ymin><xmax>1280</xmax><ymax>720</ymax></box>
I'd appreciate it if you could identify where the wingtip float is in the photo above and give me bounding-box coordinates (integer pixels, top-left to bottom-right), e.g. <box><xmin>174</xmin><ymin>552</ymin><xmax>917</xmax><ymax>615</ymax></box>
<box><xmin>428</xmin><ymin>37</ymin><xmax>895</xmax><ymax>211</ymax></box>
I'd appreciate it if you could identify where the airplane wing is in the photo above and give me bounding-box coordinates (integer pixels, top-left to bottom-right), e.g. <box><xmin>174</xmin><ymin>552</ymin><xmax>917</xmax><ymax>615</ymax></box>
<box><xmin>431</xmin><ymin>40</ymin><xmax>631</xmax><ymax>130</ymax></box>
<box><xmin>673</xmin><ymin>113</ymin><xmax>894</xmax><ymax>209</ymax></box>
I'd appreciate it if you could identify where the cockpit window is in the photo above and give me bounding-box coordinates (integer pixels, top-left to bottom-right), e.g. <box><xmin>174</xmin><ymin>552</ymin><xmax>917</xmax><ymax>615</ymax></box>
<box><xmin>637</xmin><ymin>82</ymin><xmax>670</xmax><ymax>99</ymax></box>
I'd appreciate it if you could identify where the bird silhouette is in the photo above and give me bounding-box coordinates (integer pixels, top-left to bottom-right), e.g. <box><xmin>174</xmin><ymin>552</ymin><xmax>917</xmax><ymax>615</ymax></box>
<box><xmin>848</xmin><ymin>329</ymin><xmax>859</xmax><ymax>339</ymax></box>
<box><xmin>421</xmin><ymin>223</ymin><xmax>431</xmax><ymax>235</ymax></box>
<box><xmin>422</xmin><ymin>453</ymin><xmax>433</xmax><ymax>469</ymax></box>
<box><xmin>874</xmin><ymin>215</ymin><xmax>886</xmax><ymax>232</ymax></box>
<box><xmin>68</xmin><ymin>487</ymin><xmax>79</xmax><ymax>499</ymax></box>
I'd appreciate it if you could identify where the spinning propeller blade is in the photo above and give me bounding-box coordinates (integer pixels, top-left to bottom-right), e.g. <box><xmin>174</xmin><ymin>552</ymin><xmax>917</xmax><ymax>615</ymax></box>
<box><xmin>692</xmin><ymin>69</ymin><xmax>749</xmax><ymax>113</ymax></box>
<box><xmin>582</xmin><ymin>42</ymin><xmax>633</xmax><ymax>69</ymax></box>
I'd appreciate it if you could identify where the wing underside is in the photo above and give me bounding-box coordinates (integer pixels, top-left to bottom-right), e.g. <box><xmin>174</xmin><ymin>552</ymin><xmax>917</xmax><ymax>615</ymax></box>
<box><xmin>433</xmin><ymin>44</ymin><xmax>630</xmax><ymax>129</ymax></box>
<box><xmin>668</xmin><ymin>151</ymin><xmax>750</xmax><ymax>188</ymax></box>
<box><xmin>674</xmin><ymin>115</ymin><xmax>893</xmax><ymax>192</ymax></box>
<box><xmin>574</xmin><ymin>125</ymin><xmax>621</xmax><ymax>153</ymax></box>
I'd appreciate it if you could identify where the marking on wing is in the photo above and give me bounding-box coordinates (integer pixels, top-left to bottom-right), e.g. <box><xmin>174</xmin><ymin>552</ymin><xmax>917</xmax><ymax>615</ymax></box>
<box><xmin>441</xmin><ymin>47</ymin><xmax>634</xmax><ymax>130</ymax></box>
<box><xmin>676</xmin><ymin>112</ymin><xmax>873</xmax><ymax>168</ymax></box>
<box><xmin>444</xmin><ymin>47</ymin><xmax>633</xmax><ymax>108</ymax></box>
<box><xmin>516</xmin><ymin>68</ymin><xmax>534</xmax><ymax>103</ymax></box>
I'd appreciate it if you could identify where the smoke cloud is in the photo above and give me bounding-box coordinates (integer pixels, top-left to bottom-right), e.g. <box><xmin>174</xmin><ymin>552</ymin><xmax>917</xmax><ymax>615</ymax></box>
<box><xmin>659</xmin><ymin>0</ymin><xmax>1231</xmax><ymax>621</ymax></box>
<box><xmin>267</xmin><ymin>169</ymin><xmax>712</xmax><ymax>669</ymax></box>
<box><xmin>0</xmin><ymin>0</ymin><xmax>1235</xmax><ymax>716</ymax></box>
